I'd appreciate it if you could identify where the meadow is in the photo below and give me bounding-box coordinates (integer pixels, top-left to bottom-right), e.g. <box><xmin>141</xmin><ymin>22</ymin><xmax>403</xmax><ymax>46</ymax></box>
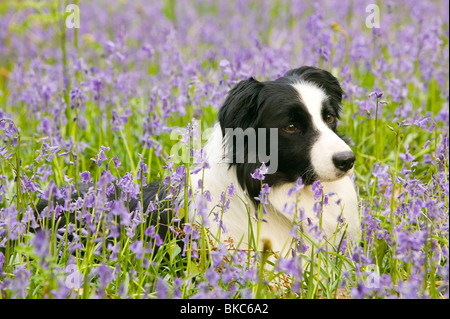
<box><xmin>0</xmin><ymin>0</ymin><xmax>448</xmax><ymax>299</ymax></box>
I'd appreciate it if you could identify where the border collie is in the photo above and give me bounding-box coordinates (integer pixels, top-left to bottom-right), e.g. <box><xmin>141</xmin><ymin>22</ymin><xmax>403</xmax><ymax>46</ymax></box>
<box><xmin>188</xmin><ymin>66</ymin><xmax>359</xmax><ymax>256</ymax></box>
<box><xmin>36</xmin><ymin>66</ymin><xmax>359</xmax><ymax>258</ymax></box>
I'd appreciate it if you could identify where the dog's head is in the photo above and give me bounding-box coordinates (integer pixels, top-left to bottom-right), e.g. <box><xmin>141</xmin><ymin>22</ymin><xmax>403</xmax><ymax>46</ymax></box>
<box><xmin>218</xmin><ymin>66</ymin><xmax>355</xmax><ymax>200</ymax></box>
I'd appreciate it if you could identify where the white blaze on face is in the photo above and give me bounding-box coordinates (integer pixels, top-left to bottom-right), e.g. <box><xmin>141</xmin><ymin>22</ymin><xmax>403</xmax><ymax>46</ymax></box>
<box><xmin>291</xmin><ymin>81</ymin><xmax>353</xmax><ymax>181</ymax></box>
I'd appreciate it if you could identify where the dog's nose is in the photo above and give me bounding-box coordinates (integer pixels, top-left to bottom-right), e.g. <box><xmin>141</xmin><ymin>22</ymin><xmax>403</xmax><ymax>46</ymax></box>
<box><xmin>332</xmin><ymin>151</ymin><xmax>355</xmax><ymax>172</ymax></box>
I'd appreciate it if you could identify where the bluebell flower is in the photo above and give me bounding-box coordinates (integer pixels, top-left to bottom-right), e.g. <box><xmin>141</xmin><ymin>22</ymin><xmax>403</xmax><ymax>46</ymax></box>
<box><xmin>156</xmin><ymin>277</ymin><xmax>169</xmax><ymax>299</ymax></box>
<box><xmin>33</xmin><ymin>230</ymin><xmax>49</xmax><ymax>260</ymax></box>
<box><xmin>130</xmin><ymin>240</ymin><xmax>145</xmax><ymax>259</ymax></box>
<box><xmin>250</xmin><ymin>163</ymin><xmax>268</xmax><ymax>180</ymax></box>
<box><xmin>311</xmin><ymin>180</ymin><xmax>323</xmax><ymax>201</ymax></box>
<box><xmin>79</xmin><ymin>171</ymin><xmax>91</xmax><ymax>184</ymax></box>
<box><xmin>144</xmin><ymin>225</ymin><xmax>163</xmax><ymax>246</ymax></box>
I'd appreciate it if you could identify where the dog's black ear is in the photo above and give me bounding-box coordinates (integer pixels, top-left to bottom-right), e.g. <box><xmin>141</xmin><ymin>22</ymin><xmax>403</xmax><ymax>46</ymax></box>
<box><xmin>284</xmin><ymin>66</ymin><xmax>343</xmax><ymax>110</ymax></box>
<box><xmin>218</xmin><ymin>77</ymin><xmax>264</xmax><ymax>135</ymax></box>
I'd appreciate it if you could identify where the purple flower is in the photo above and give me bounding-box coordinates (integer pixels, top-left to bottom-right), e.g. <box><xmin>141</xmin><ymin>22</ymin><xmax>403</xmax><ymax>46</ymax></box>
<box><xmin>351</xmin><ymin>282</ymin><xmax>370</xmax><ymax>299</ymax></box>
<box><xmin>205</xmin><ymin>267</ymin><xmax>220</xmax><ymax>286</ymax></box>
<box><xmin>97</xmin><ymin>169</ymin><xmax>116</xmax><ymax>192</ymax></box>
<box><xmin>287</xmin><ymin>177</ymin><xmax>304</xmax><ymax>197</ymax></box>
<box><xmin>108</xmin><ymin>242</ymin><xmax>120</xmax><ymax>261</ymax></box>
<box><xmin>33</xmin><ymin>230</ymin><xmax>49</xmax><ymax>260</ymax></box>
<box><xmin>276</xmin><ymin>256</ymin><xmax>302</xmax><ymax>277</ymax></box>
<box><xmin>92</xmin><ymin>145</ymin><xmax>110</xmax><ymax>167</ymax></box>
<box><xmin>250</xmin><ymin>163</ymin><xmax>268</xmax><ymax>180</ymax></box>
<box><xmin>136</xmin><ymin>158</ymin><xmax>149</xmax><ymax>186</ymax></box>
<box><xmin>0</xmin><ymin>252</ymin><xmax>5</xmax><ymax>274</ymax></box>
<box><xmin>227</xmin><ymin>183</ymin><xmax>235</xmax><ymax>197</ymax></box>
<box><xmin>172</xmin><ymin>164</ymin><xmax>185</xmax><ymax>183</ymax></box>
<box><xmin>254</xmin><ymin>183</ymin><xmax>271</xmax><ymax>216</ymax></box>
<box><xmin>79</xmin><ymin>171</ymin><xmax>92</xmax><ymax>184</ymax></box>
<box><xmin>219</xmin><ymin>59</ymin><xmax>232</xmax><ymax>76</ymax></box>
<box><xmin>144</xmin><ymin>225</ymin><xmax>163</xmax><ymax>246</ymax></box>
<box><xmin>21</xmin><ymin>175</ymin><xmax>42</xmax><ymax>194</ymax></box>
<box><xmin>10</xmin><ymin>266</ymin><xmax>31</xmax><ymax>298</ymax></box>
<box><xmin>311</xmin><ymin>180</ymin><xmax>323</xmax><ymax>200</ymax></box>
<box><xmin>0</xmin><ymin>146</ymin><xmax>13</xmax><ymax>160</ymax></box>
<box><xmin>110</xmin><ymin>200</ymin><xmax>130</xmax><ymax>226</ymax></box>
<box><xmin>97</xmin><ymin>264</ymin><xmax>113</xmax><ymax>288</ymax></box>
<box><xmin>117</xmin><ymin>172</ymin><xmax>139</xmax><ymax>200</ymax></box>
<box><xmin>130</xmin><ymin>240</ymin><xmax>145</xmax><ymax>259</ymax></box>
<box><xmin>112</xmin><ymin>156</ymin><xmax>121</xmax><ymax>168</ymax></box>
<box><xmin>211</xmin><ymin>244</ymin><xmax>228</xmax><ymax>268</ymax></box>
<box><xmin>313</xmin><ymin>201</ymin><xmax>323</xmax><ymax>216</ymax></box>
<box><xmin>413</xmin><ymin>116</ymin><xmax>432</xmax><ymax>130</ymax></box>
<box><xmin>173</xmin><ymin>277</ymin><xmax>184</xmax><ymax>299</ymax></box>
<box><xmin>111</xmin><ymin>108</ymin><xmax>132</xmax><ymax>132</ymax></box>
<box><xmin>2</xmin><ymin>206</ymin><xmax>23</xmax><ymax>240</ymax></box>
<box><xmin>399</xmin><ymin>146</ymin><xmax>415</xmax><ymax>162</ymax></box>
<box><xmin>181</xmin><ymin>223</ymin><xmax>199</xmax><ymax>257</ymax></box>
<box><xmin>70</xmin><ymin>87</ymin><xmax>86</xmax><ymax>109</ymax></box>
<box><xmin>193</xmin><ymin>192</ymin><xmax>211</xmax><ymax>227</ymax></box>
<box><xmin>156</xmin><ymin>277</ymin><xmax>169</xmax><ymax>299</ymax></box>
<box><xmin>368</xmin><ymin>91</ymin><xmax>384</xmax><ymax>99</ymax></box>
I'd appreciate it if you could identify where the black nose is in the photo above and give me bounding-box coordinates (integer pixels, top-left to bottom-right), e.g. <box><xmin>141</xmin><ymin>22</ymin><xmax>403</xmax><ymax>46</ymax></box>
<box><xmin>332</xmin><ymin>151</ymin><xmax>355</xmax><ymax>172</ymax></box>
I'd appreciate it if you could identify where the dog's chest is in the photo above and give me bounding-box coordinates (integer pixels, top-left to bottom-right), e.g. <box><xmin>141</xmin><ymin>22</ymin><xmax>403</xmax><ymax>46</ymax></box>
<box><xmin>193</xmin><ymin>170</ymin><xmax>359</xmax><ymax>256</ymax></box>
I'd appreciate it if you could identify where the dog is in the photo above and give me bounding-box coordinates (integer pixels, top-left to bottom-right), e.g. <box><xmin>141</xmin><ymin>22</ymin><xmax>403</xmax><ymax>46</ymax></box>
<box><xmin>36</xmin><ymin>66</ymin><xmax>359</xmax><ymax>260</ymax></box>
<box><xmin>186</xmin><ymin>66</ymin><xmax>359</xmax><ymax>257</ymax></box>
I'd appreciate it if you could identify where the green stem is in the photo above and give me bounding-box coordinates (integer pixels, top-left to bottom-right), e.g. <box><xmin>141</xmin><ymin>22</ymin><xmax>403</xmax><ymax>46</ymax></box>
<box><xmin>119</xmin><ymin>128</ymin><xmax>136</xmax><ymax>173</ymax></box>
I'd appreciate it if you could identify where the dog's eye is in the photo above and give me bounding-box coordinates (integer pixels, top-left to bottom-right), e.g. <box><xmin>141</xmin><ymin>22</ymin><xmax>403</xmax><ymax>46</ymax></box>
<box><xmin>325</xmin><ymin>114</ymin><xmax>335</xmax><ymax>124</ymax></box>
<box><xmin>283</xmin><ymin>124</ymin><xmax>299</xmax><ymax>133</ymax></box>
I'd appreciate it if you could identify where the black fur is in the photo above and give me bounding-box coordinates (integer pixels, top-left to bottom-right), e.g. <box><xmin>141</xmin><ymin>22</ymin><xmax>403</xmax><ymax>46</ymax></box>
<box><xmin>35</xmin><ymin>182</ymin><xmax>180</xmax><ymax>244</ymax></box>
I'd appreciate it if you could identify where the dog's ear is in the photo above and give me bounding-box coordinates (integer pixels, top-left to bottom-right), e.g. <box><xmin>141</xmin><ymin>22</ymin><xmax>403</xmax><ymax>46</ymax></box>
<box><xmin>218</xmin><ymin>77</ymin><xmax>264</xmax><ymax>135</ymax></box>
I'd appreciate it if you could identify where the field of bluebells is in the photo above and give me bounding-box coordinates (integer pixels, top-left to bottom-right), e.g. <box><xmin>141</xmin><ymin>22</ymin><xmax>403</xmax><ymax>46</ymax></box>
<box><xmin>0</xmin><ymin>0</ymin><xmax>448</xmax><ymax>299</ymax></box>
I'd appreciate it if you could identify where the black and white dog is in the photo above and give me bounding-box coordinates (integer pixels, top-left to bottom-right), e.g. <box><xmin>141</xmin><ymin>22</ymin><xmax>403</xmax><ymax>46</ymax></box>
<box><xmin>37</xmin><ymin>66</ymin><xmax>358</xmax><ymax>258</ymax></box>
<box><xmin>187</xmin><ymin>66</ymin><xmax>359</xmax><ymax>256</ymax></box>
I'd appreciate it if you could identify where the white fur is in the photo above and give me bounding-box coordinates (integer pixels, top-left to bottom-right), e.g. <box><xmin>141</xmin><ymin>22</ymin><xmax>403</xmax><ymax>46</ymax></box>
<box><xmin>291</xmin><ymin>81</ymin><xmax>354</xmax><ymax>181</ymax></box>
